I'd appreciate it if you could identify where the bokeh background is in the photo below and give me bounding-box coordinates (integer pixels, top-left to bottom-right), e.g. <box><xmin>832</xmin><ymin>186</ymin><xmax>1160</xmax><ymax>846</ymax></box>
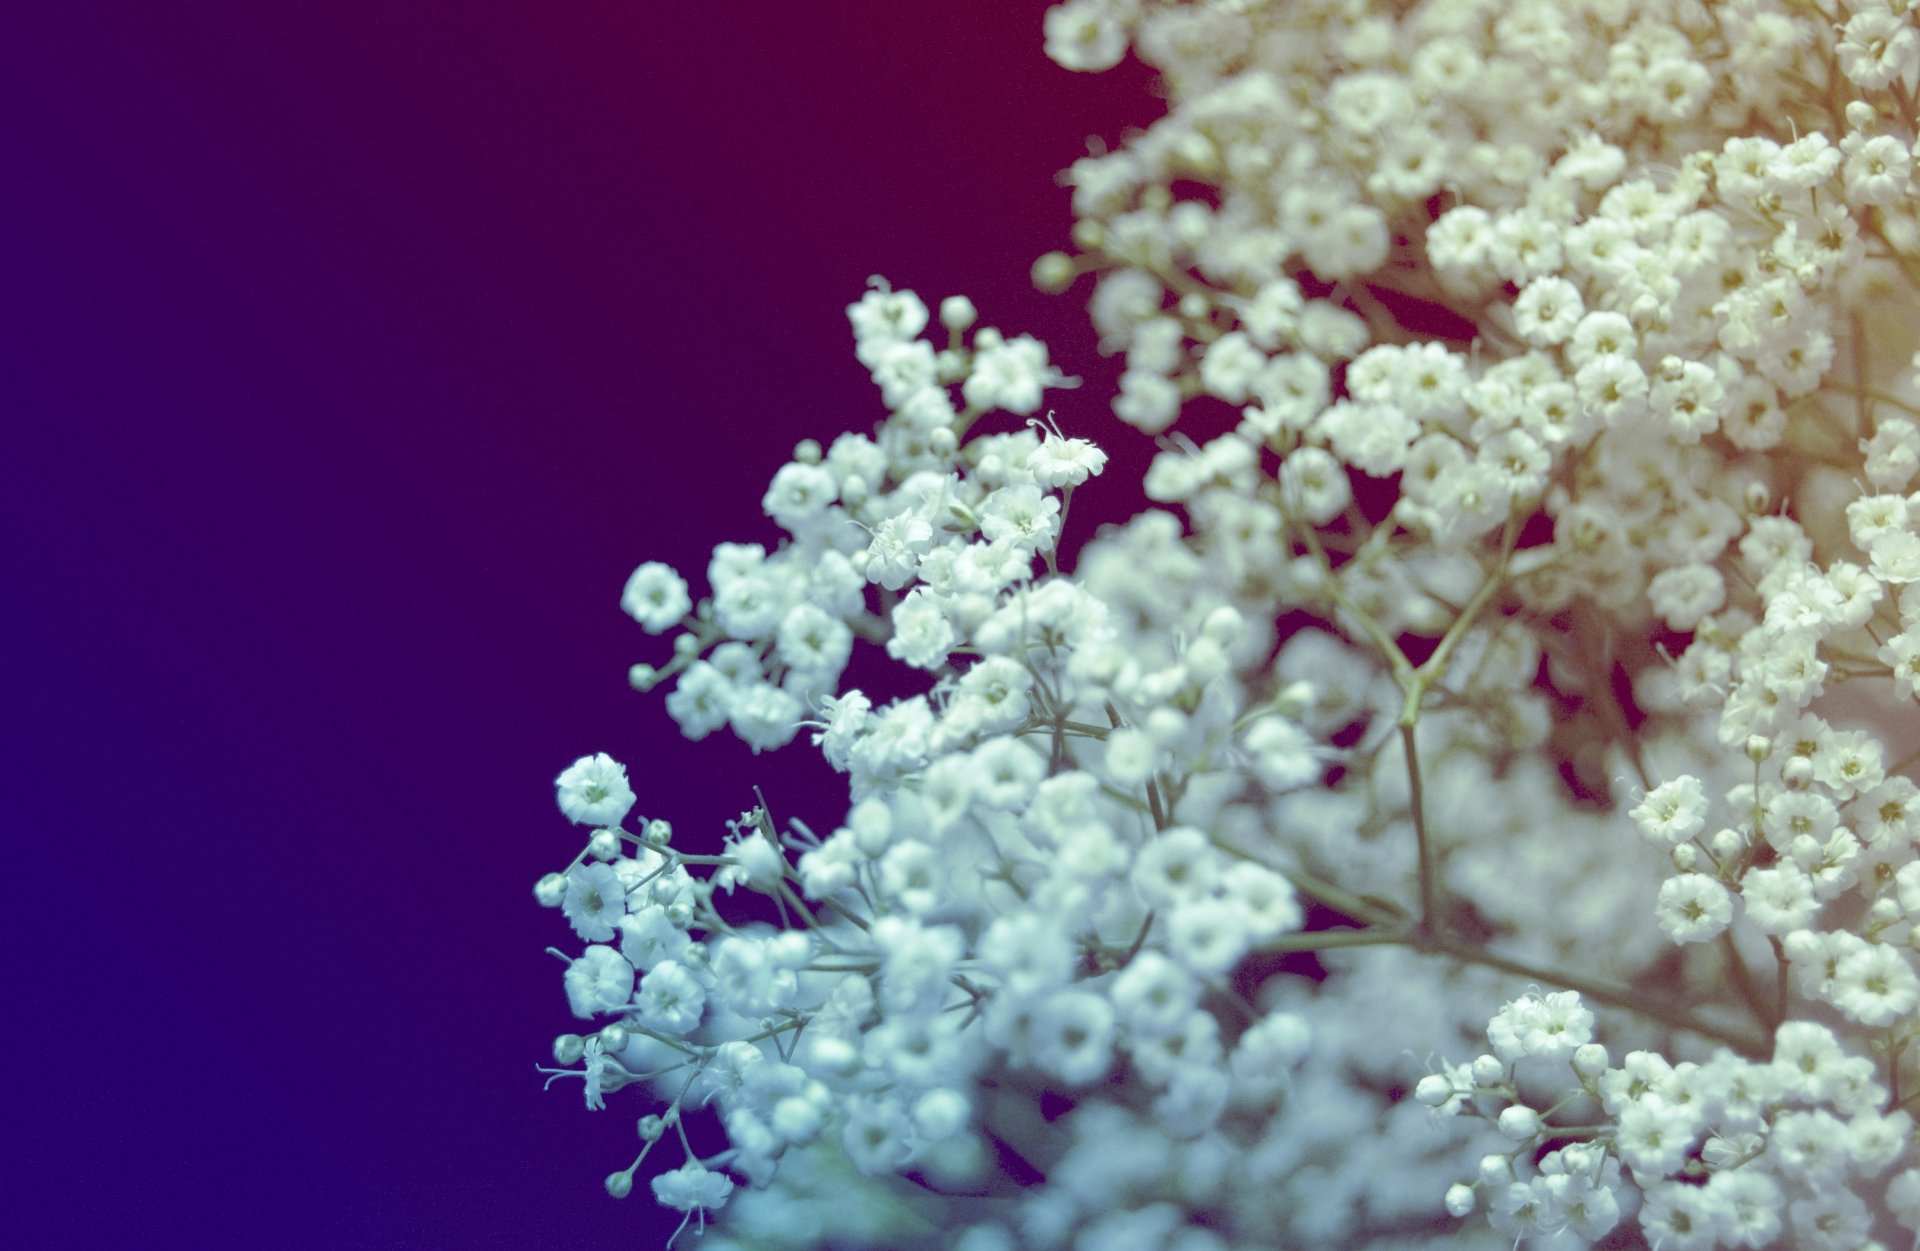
<box><xmin>9</xmin><ymin>2</ymin><xmax>1158</xmax><ymax>1245</ymax></box>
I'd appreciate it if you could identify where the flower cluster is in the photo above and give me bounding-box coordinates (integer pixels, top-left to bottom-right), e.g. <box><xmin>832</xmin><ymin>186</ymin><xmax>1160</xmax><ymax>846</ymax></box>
<box><xmin>534</xmin><ymin>1</ymin><xmax>1920</xmax><ymax>1247</ymax></box>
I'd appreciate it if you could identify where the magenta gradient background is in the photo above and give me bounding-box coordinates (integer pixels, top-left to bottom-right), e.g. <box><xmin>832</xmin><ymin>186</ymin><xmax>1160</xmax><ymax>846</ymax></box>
<box><xmin>9</xmin><ymin>2</ymin><xmax>1158</xmax><ymax>1246</ymax></box>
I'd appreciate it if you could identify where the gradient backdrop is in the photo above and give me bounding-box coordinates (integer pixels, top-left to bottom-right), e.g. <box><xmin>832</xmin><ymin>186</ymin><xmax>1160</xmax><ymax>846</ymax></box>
<box><xmin>10</xmin><ymin>3</ymin><xmax>1157</xmax><ymax>1246</ymax></box>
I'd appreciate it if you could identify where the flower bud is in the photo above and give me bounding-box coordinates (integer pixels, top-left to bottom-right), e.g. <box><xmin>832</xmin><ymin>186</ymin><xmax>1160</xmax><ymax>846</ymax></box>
<box><xmin>534</xmin><ymin>872</ymin><xmax>567</xmax><ymax>907</ymax></box>
<box><xmin>588</xmin><ymin>829</ymin><xmax>621</xmax><ymax>861</ymax></box>
<box><xmin>1783</xmin><ymin>756</ymin><xmax>1814</xmax><ymax>789</ymax></box>
<box><xmin>1471</xmin><ymin>1054</ymin><xmax>1506</xmax><ymax>1086</ymax></box>
<box><xmin>645</xmin><ymin>818</ymin><xmax>673</xmax><ymax>847</ymax></box>
<box><xmin>1478</xmin><ymin>1153</ymin><xmax>1511</xmax><ymax>1187</ymax></box>
<box><xmin>1572</xmin><ymin>1042</ymin><xmax>1609</xmax><ymax>1079</ymax></box>
<box><xmin>673</xmin><ymin>633</ymin><xmax>700</xmax><ymax>657</ymax></box>
<box><xmin>597</xmin><ymin>1023</ymin><xmax>628</xmax><ymax>1053</ymax></box>
<box><xmin>553</xmin><ymin>1033</ymin><xmax>586</xmax><ymax>1065</ymax></box>
<box><xmin>1445</xmin><ymin>1183</ymin><xmax>1476</xmax><ymax>1218</ymax></box>
<box><xmin>1177</xmin><ymin>291</ymin><xmax>1211</xmax><ymax>321</ymax></box>
<box><xmin>1201</xmin><ymin>604</ymin><xmax>1244</xmax><ymax>645</ymax></box>
<box><xmin>1032</xmin><ymin>251</ymin><xmax>1077</xmax><ymax>293</ymax></box>
<box><xmin>1846</xmin><ymin>100</ymin><xmax>1878</xmax><ymax>130</ymax></box>
<box><xmin>637</xmin><ymin>1115</ymin><xmax>667</xmax><ymax>1142</ymax></box>
<box><xmin>1415</xmin><ymin>1074</ymin><xmax>1457</xmax><ymax>1107</ymax></box>
<box><xmin>1745</xmin><ymin>735</ymin><xmax>1771</xmax><ymax>763</ymax></box>
<box><xmin>1672</xmin><ymin>844</ymin><xmax>1698</xmax><ymax>871</ymax></box>
<box><xmin>772</xmin><ymin>1095</ymin><xmax>825</xmax><ymax>1145</ymax></box>
<box><xmin>1709</xmin><ymin>827</ymin><xmax>1746</xmax><ymax>859</ymax></box>
<box><xmin>793</xmin><ymin>438</ymin><xmax>822</xmax><ymax>464</ymax></box>
<box><xmin>939</xmin><ymin>295</ymin><xmax>977</xmax><ymax>331</ymax></box>
<box><xmin>1702</xmin><ymin>1133</ymin><xmax>1759</xmax><ymax>1170</ymax></box>
<box><xmin>913</xmin><ymin>1088</ymin><xmax>971</xmax><ymax>1140</ymax></box>
<box><xmin>605</xmin><ymin>1170</ymin><xmax>634</xmax><ymax>1199</ymax></box>
<box><xmin>1497</xmin><ymin>1105</ymin><xmax>1542</xmax><ymax>1141</ymax></box>
<box><xmin>802</xmin><ymin>1033</ymin><xmax>861</xmax><ymax>1076</ymax></box>
<box><xmin>1273</xmin><ymin>680</ymin><xmax>1316</xmax><ymax>720</ymax></box>
<box><xmin>1742</xmin><ymin>481</ymin><xmax>1770</xmax><ymax>515</ymax></box>
<box><xmin>627</xmin><ymin>663</ymin><xmax>659</xmax><ymax>693</ymax></box>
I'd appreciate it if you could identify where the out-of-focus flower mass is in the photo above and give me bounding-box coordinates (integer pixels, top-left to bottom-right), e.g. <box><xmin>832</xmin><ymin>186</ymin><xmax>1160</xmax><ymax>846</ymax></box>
<box><xmin>533</xmin><ymin>2</ymin><xmax>1920</xmax><ymax>1246</ymax></box>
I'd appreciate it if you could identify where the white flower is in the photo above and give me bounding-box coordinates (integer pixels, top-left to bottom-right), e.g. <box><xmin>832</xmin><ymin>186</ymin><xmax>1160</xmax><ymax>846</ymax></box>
<box><xmin>1629</xmin><ymin>776</ymin><xmax>1709</xmax><ymax>845</ymax></box>
<box><xmin>1655</xmin><ymin>873</ymin><xmax>1734</xmax><ymax>944</ymax></box>
<box><xmin>555</xmin><ymin>753</ymin><xmax>637</xmax><ymax>827</ymax></box>
<box><xmin>1487</xmin><ymin>991</ymin><xmax>1594</xmax><ymax>1062</ymax></box>
<box><xmin>726</xmin><ymin>681</ymin><xmax>802</xmax><ymax>754</ymax></box>
<box><xmin>863</xmin><ymin>510</ymin><xmax>935</xmax><ymax>590</ymax></box>
<box><xmin>1109</xmin><ymin>952</ymin><xmax>1195</xmax><ymax>1041</ymax></box>
<box><xmin>1276</xmin><ymin>446</ymin><xmax>1350</xmax><ymax>526</ymax></box>
<box><xmin>885</xmin><ymin>587</ymin><xmax>957</xmax><ymax>671</ymax></box>
<box><xmin>1773</xmin><ymin>1021</ymin><xmax>1850</xmax><ymax>1103</ymax></box>
<box><xmin>1741</xmin><ymin>862</ymin><xmax>1819</xmax><ymax>934</ymax></box>
<box><xmin>761</xmin><ymin>461</ymin><xmax>837</xmax><ymax>532</ymax></box>
<box><xmin>1636</xmin><ymin>1182</ymin><xmax>1721</xmax><ymax>1251</ymax></box>
<box><xmin>978</xmin><ymin>483</ymin><xmax>1061</xmax><ymax>551</ymax></box>
<box><xmin>1317</xmin><ymin>400</ymin><xmax>1417</xmax><ymax>477</ymax></box>
<box><xmin>1130</xmin><ymin>826</ymin><xmax>1220</xmax><ymax>908</ymax></box>
<box><xmin>774</xmin><ymin>602</ymin><xmax>853</xmax><ymax>677</ymax></box>
<box><xmin>1166</xmin><ymin>897</ymin><xmax>1253</xmax><ymax>977</ymax></box>
<box><xmin>561</xmin><ymin>862</ymin><xmax>626</xmax><ymax>943</ymax></box>
<box><xmin>1028</xmin><ymin>431</ymin><xmax>1108</xmax><ymax>488</ymax></box>
<box><xmin>1046</xmin><ymin>2</ymin><xmax>1130</xmax><ymax>72</ymax></box>
<box><xmin>1888</xmin><ymin>1168</ymin><xmax>1920</xmax><ymax>1232</ymax></box>
<box><xmin>1217</xmin><ymin>860</ymin><xmax>1302</xmax><ymax>941</ymax></box>
<box><xmin>1643</xmin><ymin>560</ymin><xmax>1735</xmax><ymax>629</ymax></box>
<box><xmin>963</xmin><ymin>333</ymin><xmax>1067</xmax><ymax>415</ymax></box>
<box><xmin>663</xmin><ymin>662</ymin><xmax>732</xmax><ymax>741</ymax></box>
<box><xmin>1198</xmin><ymin>331</ymin><xmax>1267</xmax><ymax>404</ymax></box>
<box><xmin>619</xmin><ymin>562</ymin><xmax>691</xmax><ymax>633</ymax></box>
<box><xmin>841</xmin><ymin>1096</ymin><xmax>915</xmax><ymax>1176</ymax></box>
<box><xmin>1616</xmin><ymin>1100</ymin><xmax>1699</xmax><ymax>1179</ymax></box>
<box><xmin>1113</xmin><ymin>369</ymin><xmax>1181</xmax><ymax>433</ymax></box>
<box><xmin>563</xmin><ymin>945</ymin><xmax>634</xmax><ymax>1019</ymax></box>
<box><xmin>1029</xmin><ymin>989</ymin><xmax>1116</xmax><ymax>1084</ymax></box>
<box><xmin>1863</xmin><ymin>418</ymin><xmax>1920</xmax><ymax>487</ymax></box>
<box><xmin>848</xmin><ymin>281</ymin><xmax>928</xmax><ymax>355</ymax></box>
<box><xmin>1830</xmin><ymin>942</ymin><xmax>1919</xmax><ymax>1026</ymax></box>
<box><xmin>650</xmin><ymin>1159</ymin><xmax>734</xmax><ymax>1214</ymax></box>
<box><xmin>1837</xmin><ymin>7</ymin><xmax>1920</xmax><ymax>90</ymax></box>
<box><xmin>633</xmin><ymin>960</ymin><xmax>706</xmax><ymax>1035</ymax></box>
<box><xmin>617</xmin><ymin>904</ymin><xmax>686</xmax><ymax>971</ymax></box>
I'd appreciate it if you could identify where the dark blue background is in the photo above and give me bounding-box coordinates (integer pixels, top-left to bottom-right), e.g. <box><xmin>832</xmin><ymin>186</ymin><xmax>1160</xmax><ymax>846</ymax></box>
<box><xmin>9</xmin><ymin>3</ymin><xmax>1155</xmax><ymax>1245</ymax></box>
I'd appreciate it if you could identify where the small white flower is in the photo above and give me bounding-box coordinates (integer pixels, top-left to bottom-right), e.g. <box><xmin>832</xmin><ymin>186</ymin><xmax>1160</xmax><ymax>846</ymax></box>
<box><xmin>1831</xmin><ymin>942</ymin><xmax>1919</xmax><ymax>1026</ymax></box>
<box><xmin>619</xmin><ymin>562</ymin><xmax>691</xmax><ymax>633</ymax></box>
<box><xmin>1629</xmin><ymin>776</ymin><xmax>1708</xmax><ymax>844</ymax></box>
<box><xmin>633</xmin><ymin>960</ymin><xmax>706</xmax><ymax>1035</ymax></box>
<box><xmin>561</xmin><ymin>862</ymin><xmax>626</xmax><ymax>943</ymax></box>
<box><xmin>650</xmin><ymin>1159</ymin><xmax>734</xmax><ymax>1216</ymax></box>
<box><xmin>563</xmin><ymin>945</ymin><xmax>635</xmax><ymax>1019</ymax></box>
<box><xmin>555</xmin><ymin>753</ymin><xmax>637</xmax><ymax>827</ymax></box>
<box><xmin>1655</xmin><ymin>873</ymin><xmax>1734</xmax><ymax>944</ymax></box>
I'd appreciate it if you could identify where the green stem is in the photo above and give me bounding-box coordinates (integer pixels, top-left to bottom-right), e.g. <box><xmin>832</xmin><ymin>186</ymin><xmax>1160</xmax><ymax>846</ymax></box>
<box><xmin>1400</xmin><ymin>720</ymin><xmax>1436</xmax><ymax>930</ymax></box>
<box><xmin>1258</xmin><ymin>926</ymin><xmax>1412</xmax><ymax>954</ymax></box>
<box><xmin>1720</xmin><ymin>928</ymin><xmax>1779</xmax><ymax>1033</ymax></box>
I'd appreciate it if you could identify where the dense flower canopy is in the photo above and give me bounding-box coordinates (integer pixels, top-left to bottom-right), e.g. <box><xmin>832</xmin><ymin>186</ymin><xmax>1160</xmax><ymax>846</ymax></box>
<box><xmin>533</xmin><ymin>2</ymin><xmax>1920</xmax><ymax>1247</ymax></box>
